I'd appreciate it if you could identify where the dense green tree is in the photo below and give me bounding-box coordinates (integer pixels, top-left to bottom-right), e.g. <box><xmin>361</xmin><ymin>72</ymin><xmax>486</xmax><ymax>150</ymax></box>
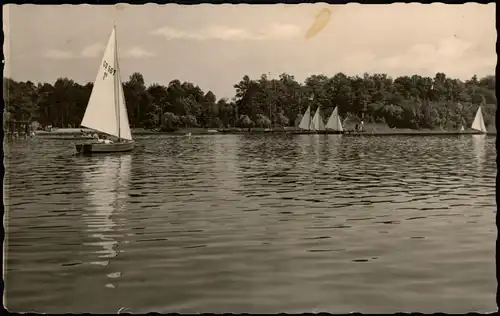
<box><xmin>3</xmin><ymin>71</ymin><xmax>496</xmax><ymax>131</ymax></box>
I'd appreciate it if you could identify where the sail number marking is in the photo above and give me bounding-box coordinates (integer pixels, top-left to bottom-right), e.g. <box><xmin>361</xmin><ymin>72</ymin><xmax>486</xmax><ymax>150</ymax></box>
<box><xmin>102</xmin><ymin>61</ymin><xmax>117</xmax><ymax>80</ymax></box>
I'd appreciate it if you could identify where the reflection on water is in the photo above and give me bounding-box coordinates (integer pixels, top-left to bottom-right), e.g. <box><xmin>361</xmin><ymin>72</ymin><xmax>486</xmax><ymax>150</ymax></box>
<box><xmin>472</xmin><ymin>134</ymin><xmax>486</xmax><ymax>170</ymax></box>
<box><xmin>213</xmin><ymin>136</ymin><xmax>240</xmax><ymax>198</ymax></box>
<box><xmin>81</xmin><ymin>154</ymin><xmax>132</xmax><ymax>288</ymax></box>
<box><xmin>4</xmin><ymin>135</ymin><xmax>497</xmax><ymax>313</ymax></box>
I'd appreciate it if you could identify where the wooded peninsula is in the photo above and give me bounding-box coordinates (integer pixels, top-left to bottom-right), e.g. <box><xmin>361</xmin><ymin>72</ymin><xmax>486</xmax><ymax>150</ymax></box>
<box><xmin>4</xmin><ymin>72</ymin><xmax>496</xmax><ymax>132</ymax></box>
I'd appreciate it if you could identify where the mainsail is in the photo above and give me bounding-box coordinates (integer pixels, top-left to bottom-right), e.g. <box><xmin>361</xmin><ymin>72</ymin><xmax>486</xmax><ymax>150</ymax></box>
<box><xmin>310</xmin><ymin>105</ymin><xmax>326</xmax><ymax>131</ymax></box>
<box><xmin>80</xmin><ymin>26</ymin><xmax>133</xmax><ymax>141</ymax></box>
<box><xmin>326</xmin><ymin>106</ymin><xmax>343</xmax><ymax>131</ymax></box>
<box><xmin>298</xmin><ymin>106</ymin><xmax>312</xmax><ymax>130</ymax></box>
<box><xmin>471</xmin><ymin>106</ymin><xmax>487</xmax><ymax>133</ymax></box>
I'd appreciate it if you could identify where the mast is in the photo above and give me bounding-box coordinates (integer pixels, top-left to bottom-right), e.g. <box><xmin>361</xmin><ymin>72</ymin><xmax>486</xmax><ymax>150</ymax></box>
<box><xmin>113</xmin><ymin>24</ymin><xmax>121</xmax><ymax>141</ymax></box>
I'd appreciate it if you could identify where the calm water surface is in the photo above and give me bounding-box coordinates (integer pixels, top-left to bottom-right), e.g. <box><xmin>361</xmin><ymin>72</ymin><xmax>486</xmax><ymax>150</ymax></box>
<box><xmin>4</xmin><ymin>134</ymin><xmax>497</xmax><ymax>313</ymax></box>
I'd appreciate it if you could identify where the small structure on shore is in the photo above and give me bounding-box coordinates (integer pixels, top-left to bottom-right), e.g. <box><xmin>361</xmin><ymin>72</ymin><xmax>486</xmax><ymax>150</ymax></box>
<box><xmin>5</xmin><ymin>119</ymin><xmax>32</xmax><ymax>139</ymax></box>
<box><xmin>342</xmin><ymin>115</ymin><xmax>363</xmax><ymax>133</ymax></box>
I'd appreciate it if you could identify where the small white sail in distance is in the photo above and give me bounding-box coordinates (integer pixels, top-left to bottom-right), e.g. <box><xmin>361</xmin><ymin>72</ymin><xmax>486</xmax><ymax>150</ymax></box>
<box><xmin>326</xmin><ymin>106</ymin><xmax>343</xmax><ymax>132</ymax></box>
<box><xmin>471</xmin><ymin>106</ymin><xmax>487</xmax><ymax>134</ymax></box>
<box><xmin>310</xmin><ymin>105</ymin><xmax>326</xmax><ymax>131</ymax></box>
<box><xmin>80</xmin><ymin>26</ymin><xmax>133</xmax><ymax>141</ymax></box>
<box><xmin>298</xmin><ymin>106</ymin><xmax>312</xmax><ymax>130</ymax></box>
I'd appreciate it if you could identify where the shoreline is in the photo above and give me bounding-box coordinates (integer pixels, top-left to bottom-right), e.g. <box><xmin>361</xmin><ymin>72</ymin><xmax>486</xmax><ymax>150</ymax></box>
<box><xmin>32</xmin><ymin>127</ymin><xmax>497</xmax><ymax>138</ymax></box>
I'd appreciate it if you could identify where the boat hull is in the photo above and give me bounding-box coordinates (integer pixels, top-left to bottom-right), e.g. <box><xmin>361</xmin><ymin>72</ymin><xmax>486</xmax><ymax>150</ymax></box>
<box><xmin>292</xmin><ymin>130</ymin><xmax>345</xmax><ymax>135</ymax></box>
<box><xmin>325</xmin><ymin>130</ymin><xmax>344</xmax><ymax>135</ymax></box>
<box><xmin>75</xmin><ymin>141</ymin><xmax>135</xmax><ymax>154</ymax></box>
<box><xmin>38</xmin><ymin>135</ymin><xmax>95</xmax><ymax>140</ymax></box>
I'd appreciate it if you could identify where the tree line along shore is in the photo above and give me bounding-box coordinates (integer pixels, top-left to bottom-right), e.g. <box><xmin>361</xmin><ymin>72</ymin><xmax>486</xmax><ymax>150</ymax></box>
<box><xmin>4</xmin><ymin>72</ymin><xmax>496</xmax><ymax>134</ymax></box>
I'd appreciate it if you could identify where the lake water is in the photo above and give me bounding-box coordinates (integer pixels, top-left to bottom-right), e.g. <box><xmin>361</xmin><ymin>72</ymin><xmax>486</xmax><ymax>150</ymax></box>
<box><xmin>4</xmin><ymin>134</ymin><xmax>497</xmax><ymax>313</ymax></box>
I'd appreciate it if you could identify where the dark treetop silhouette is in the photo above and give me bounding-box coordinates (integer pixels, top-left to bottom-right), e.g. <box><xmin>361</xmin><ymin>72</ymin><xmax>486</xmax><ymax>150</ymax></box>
<box><xmin>4</xmin><ymin>72</ymin><xmax>496</xmax><ymax>132</ymax></box>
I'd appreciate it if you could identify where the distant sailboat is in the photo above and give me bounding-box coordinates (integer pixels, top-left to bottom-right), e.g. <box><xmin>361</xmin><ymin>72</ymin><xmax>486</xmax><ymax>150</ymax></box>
<box><xmin>310</xmin><ymin>105</ymin><xmax>326</xmax><ymax>132</ymax></box>
<box><xmin>326</xmin><ymin>106</ymin><xmax>344</xmax><ymax>133</ymax></box>
<box><xmin>471</xmin><ymin>106</ymin><xmax>487</xmax><ymax>170</ymax></box>
<box><xmin>298</xmin><ymin>106</ymin><xmax>312</xmax><ymax>130</ymax></box>
<box><xmin>471</xmin><ymin>106</ymin><xmax>487</xmax><ymax>134</ymax></box>
<box><xmin>75</xmin><ymin>25</ymin><xmax>135</xmax><ymax>154</ymax></box>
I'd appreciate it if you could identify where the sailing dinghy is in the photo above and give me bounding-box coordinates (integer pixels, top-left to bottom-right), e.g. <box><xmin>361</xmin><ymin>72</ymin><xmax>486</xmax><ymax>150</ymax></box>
<box><xmin>75</xmin><ymin>25</ymin><xmax>135</xmax><ymax>154</ymax></box>
<box><xmin>297</xmin><ymin>105</ymin><xmax>329</xmax><ymax>134</ymax></box>
<box><xmin>325</xmin><ymin>106</ymin><xmax>344</xmax><ymax>134</ymax></box>
<box><xmin>298</xmin><ymin>106</ymin><xmax>312</xmax><ymax>131</ymax></box>
<box><xmin>470</xmin><ymin>106</ymin><xmax>487</xmax><ymax>134</ymax></box>
<box><xmin>310</xmin><ymin>105</ymin><xmax>326</xmax><ymax>133</ymax></box>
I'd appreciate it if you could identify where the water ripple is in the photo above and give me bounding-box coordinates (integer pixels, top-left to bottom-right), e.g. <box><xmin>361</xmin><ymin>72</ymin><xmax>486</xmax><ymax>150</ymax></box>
<box><xmin>4</xmin><ymin>134</ymin><xmax>496</xmax><ymax>313</ymax></box>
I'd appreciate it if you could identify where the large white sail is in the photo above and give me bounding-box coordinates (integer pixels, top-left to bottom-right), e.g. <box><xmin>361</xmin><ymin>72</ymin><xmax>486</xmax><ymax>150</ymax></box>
<box><xmin>310</xmin><ymin>105</ymin><xmax>326</xmax><ymax>131</ymax></box>
<box><xmin>298</xmin><ymin>106</ymin><xmax>312</xmax><ymax>130</ymax></box>
<box><xmin>115</xmin><ymin>55</ymin><xmax>132</xmax><ymax>141</ymax></box>
<box><xmin>326</xmin><ymin>106</ymin><xmax>343</xmax><ymax>131</ymax></box>
<box><xmin>80</xmin><ymin>26</ymin><xmax>133</xmax><ymax>141</ymax></box>
<box><xmin>471</xmin><ymin>106</ymin><xmax>487</xmax><ymax>133</ymax></box>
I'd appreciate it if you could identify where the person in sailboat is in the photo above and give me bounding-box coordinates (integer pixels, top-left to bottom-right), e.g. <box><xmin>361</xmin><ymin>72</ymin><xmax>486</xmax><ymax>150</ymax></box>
<box><xmin>92</xmin><ymin>132</ymin><xmax>98</xmax><ymax>140</ymax></box>
<box><xmin>93</xmin><ymin>132</ymin><xmax>107</xmax><ymax>143</ymax></box>
<box><xmin>89</xmin><ymin>131</ymin><xmax>112</xmax><ymax>144</ymax></box>
<box><xmin>101</xmin><ymin>135</ymin><xmax>113</xmax><ymax>144</ymax></box>
<box><xmin>81</xmin><ymin>129</ymin><xmax>90</xmax><ymax>138</ymax></box>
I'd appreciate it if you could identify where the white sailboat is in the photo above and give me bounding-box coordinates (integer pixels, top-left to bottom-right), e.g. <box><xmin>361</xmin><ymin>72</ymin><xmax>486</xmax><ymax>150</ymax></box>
<box><xmin>310</xmin><ymin>105</ymin><xmax>326</xmax><ymax>132</ymax></box>
<box><xmin>471</xmin><ymin>106</ymin><xmax>487</xmax><ymax>134</ymax></box>
<box><xmin>298</xmin><ymin>106</ymin><xmax>312</xmax><ymax>130</ymax></box>
<box><xmin>326</xmin><ymin>106</ymin><xmax>344</xmax><ymax>133</ymax></box>
<box><xmin>76</xmin><ymin>25</ymin><xmax>135</xmax><ymax>154</ymax></box>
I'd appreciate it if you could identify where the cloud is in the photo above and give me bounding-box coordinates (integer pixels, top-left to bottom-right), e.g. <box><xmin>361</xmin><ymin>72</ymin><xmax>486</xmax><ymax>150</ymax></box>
<box><xmin>42</xmin><ymin>49</ymin><xmax>74</xmax><ymax>60</ymax></box>
<box><xmin>80</xmin><ymin>43</ymin><xmax>105</xmax><ymax>58</ymax></box>
<box><xmin>122</xmin><ymin>46</ymin><xmax>155</xmax><ymax>59</ymax></box>
<box><xmin>151</xmin><ymin>23</ymin><xmax>302</xmax><ymax>41</ymax></box>
<box><xmin>42</xmin><ymin>44</ymin><xmax>154</xmax><ymax>60</ymax></box>
<box><xmin>343</xmin><ymin>52</ymin><xmax>376</xmax><ymax>66</ymax></box>
<box><xmin>377</xmin><ymin>37</ymin><xmax>475</xmax><ymax>71</ymax></box>
<box><xmin>345</xmin><ymin>36</ymin><xmax>495</xmax><ymax>79</ymax></box>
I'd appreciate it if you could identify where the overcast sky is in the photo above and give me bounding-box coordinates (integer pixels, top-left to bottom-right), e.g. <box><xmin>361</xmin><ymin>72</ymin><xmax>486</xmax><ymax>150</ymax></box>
<box><xmin>3</xmin><ymin>3</ymin><xmax>496</xmax><ymax>99</ymax></box>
